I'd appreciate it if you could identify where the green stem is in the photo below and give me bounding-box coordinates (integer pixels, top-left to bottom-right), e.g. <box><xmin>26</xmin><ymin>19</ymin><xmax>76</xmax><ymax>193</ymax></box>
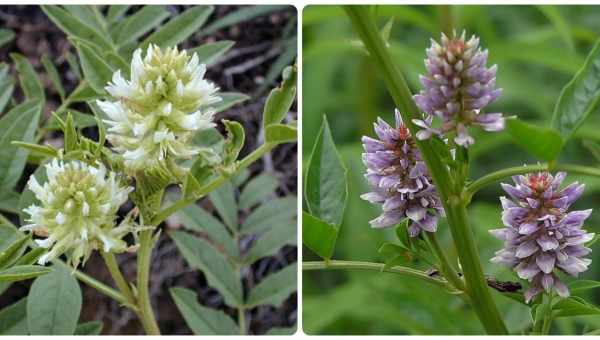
<box><xmin>465</xmin><ymin>163</ymin><xmax>600</xmax><ymax>200</ymax></box>
<box><xmin>303</xmin><ymin>260</ymin><xmax>458</xmax><ymax>292</ymax></box>
<box><xmin>425</xmin><ymin>232</ymin><xmax>465</xmax><ymax>291</ymax></box>
<box><xmin>136</xmin><ymin>229</ymin><xmax>160</xmax><ymax>335</ymax></box>
<box><xmin>344</xmin><ymin>6</ymin><xmax>507</xmax><ymax>334</ymax></box>
<box><xmin>238</xmin><ymin>306</ymin><xmax>246</xmax><ymax>335</ymax></box>
<box><xmin>151</xmin><ymin>142</ymin><xmax>275</xmax><ymax>226</ymax></box>
<box><xmin>101</xmin><ymin>251</ymin><xmax>136</xmax><ymax>306</ymax></box>
<box><xmin>69</xmin><ymin>265</ymin><xmax>128</xmax><ymax>306</ymax></box>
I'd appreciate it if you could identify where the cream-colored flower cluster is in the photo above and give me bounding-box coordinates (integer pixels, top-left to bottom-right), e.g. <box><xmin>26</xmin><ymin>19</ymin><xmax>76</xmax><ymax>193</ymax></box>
<box><xmin>22</xmin><ymin>159</ymin><xmax>137</xmax><ymax>267</ymax></box>
<box><xmin>98</xmin><ymin>44</ymin><xmax>222</xmax><ymax>173</ymax></box>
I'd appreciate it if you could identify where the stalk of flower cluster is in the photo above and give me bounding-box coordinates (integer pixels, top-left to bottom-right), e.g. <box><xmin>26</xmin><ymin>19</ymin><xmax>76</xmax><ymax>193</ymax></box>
<box><xmin>22</xmin><ymin>159</ymin><xmax>137</xmax><ymax>268</ymax></box>
<box><xmin>413</xmin><ymin>31</ymin><xmax>504</xmax><ymax>147</ymax></box>
<box><xmin>98</xmin><ymin>44</ymin><xmax>221</xmax><ymax>178</ymax></box>
<box><xmin>490</xmin><ymin>171</ymin><xmax>593</xmax><ymax>303</ymax></box>
<box><xmin>345</xmin><ymin>6</ymin><xmax>508</xmax><ymax>334</ymax></box>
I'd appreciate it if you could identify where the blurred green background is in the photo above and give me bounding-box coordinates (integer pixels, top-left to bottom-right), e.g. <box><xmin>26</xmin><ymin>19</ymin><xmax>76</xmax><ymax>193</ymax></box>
<box><xmin>302</xmin><ymin>4</ymin><xmax>600</xmax><ymax>335</ymax></box>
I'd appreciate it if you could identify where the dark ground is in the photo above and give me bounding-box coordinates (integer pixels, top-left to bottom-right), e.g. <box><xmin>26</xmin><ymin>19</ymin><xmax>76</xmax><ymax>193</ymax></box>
<box><xmin>0</xmin><ymin>5</ymin><xmax>297</xmax><ymax>335</ymax></box>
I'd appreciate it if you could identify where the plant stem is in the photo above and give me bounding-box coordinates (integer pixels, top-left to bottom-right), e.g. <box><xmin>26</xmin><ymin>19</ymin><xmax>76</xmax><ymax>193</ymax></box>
<box><xmin>238</xmin><ymin>306</ymin><xmax>246</xmax><ymax>335</ymax></box>
<box><xmin>425</xmin><ymin>232</ymin><xmax>465</xmax><ymax>291</ymax></box>
<box><xmin>101</xmin><ymin>251</ymin><xmax>136</xmax><ymax>306</ymax></box>
<box><xmin>344</xmin><ymin>6</ymin><xmax>507</xmax><ymax>334</ymax></box>
<box><xmin>303</xmin><ymin>260</ymin><xmax>458</xmax><ymax>292</ymax></box>
<box><xmin>136</xmin><ymin>229</ymin><xmax>160</xmax><ymax>335</ymax></box>
<box><xmin>465</xmin><ymin>163</ymin><xmax>600</xmax><ymax>200</ymax></box>
<box><xmin>151</xmin><ymin>142</ymin><xmax>275</xmax><ymax>226</ymax></box>
<box><xmin>69</xmin><ymin>264</ymin><xmax>128</xmax><ymax>306</ymax></box>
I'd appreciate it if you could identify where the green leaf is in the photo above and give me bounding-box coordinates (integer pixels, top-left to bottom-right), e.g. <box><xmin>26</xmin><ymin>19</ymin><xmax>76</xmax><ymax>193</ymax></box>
<box><xmin>74</xmin><ymin>40</ymin><xmax>114</xmax><ymax>94</ymax></box>
<box><xmin>170</xmin><ymin>287</ymin><xmax>239</xmax><ymax>335</ymax></box>
<box><xmin>536</xmin><ymin>5</ymin><xmax>574</xmax><ymax>54</ymax></box>
<box><xmin>41</xmin><ymin>5</ymin><xmax>113</xmax><ymax>51</ymax></box>
<box><xmin>0</xmin><ymin>100</ymin><xmax>43</xmax><ymax>191</ymax></box>
<box><xmin>378</xmin><ymin>242</ymin><xmax>410</xmax><ymax>270</ymax></box>
<box><xmin>74</xmin><ymin>321</ymin><xmax>103</xmax><ymax>335</ymax></box>
<box><xmin>0</xmin><ymin>191</ymin><xmax>20</xmax><ymax>214</ymax></box>
<box><xmin>189</xmin><ymin>41</ymin><xmax>235</xmax><ymax>66</ymax></box>
<box><xmin>208</xmin><ymin>182</ymin><xmax>238</xmax><ymax>231</ymax></box>
<box><xmin>106</xmin><ymin>5</ymin><xmax>130</xmax><ymax>23</ymax></box>
<box><xmin>0</xmin><ymin>64</ymin><xmax>15</xmax><ymax>113</ymax></box>
<box><xmin>553</xmin><ymin>296</ymin><xmax>600</xmax><ymax>317</ymax></box>
<box><xmin>214</xmin><ymin>92</ymin><xmax>250</xmax><ymax>113</ymax></box>
<box><xmin>262</xmin><ymin>65</ymin><xmax>297</xmax><ymax>127</ymax></box>
<box><xmin>175</xmin><ymin>202</ymin><xmax>237</xmax><ymax>258</ymax></box>
<box><xmin>239</xmin><ymin>173</ymin><xmax>278</xmax><ymax>210</ymax></box>
<box><xmin>0</xmin><ymin>29</ymin><xmax>15</xmax><ymax>48</ymax></box>
<box><xmin>0</xmin><ymin>265</ymin><xmax>51</xmax><ymax>282</ymax></box>
<box><xmin>199</xmin><ymin>5</ymin><xmax>288</xmax><ymax>37</ymax></box>
<box><xmin>222</xmin><ymin>120</ymin><xmax>245</xmax><ymax>165</ymax></box>
<box><xmin>46</xmin><ymin>110</ymin><xmax>98</xmax><ymax>130</ymax></box>
<box><xmin>244</xmin><ymin>219</ymin><xmax>296</xmax><ymax>265</ymax></box>
<box><xmin>63</xmin><ymin>112</ymin><xmax>78</xmax><ymax>153</ymax></box>
<box><xmin>27</xmin><ymin>264</ymin><xmax>82</xmax><ymax>335</ymax></box>
<box><xmin>552</xmin><ymin>39</ymin><xmax>600</xmax><ymax>141</ymax></box>
<box><xmin>241</xmin><ymin>196</ymin><xmax>297</xmax><ymax>234</ymax></box>
<box><xmin>506</xmin><ymin>118</ymin><xmax>563</xmax><ymax>161</ymax></box>
<box><xmin>11</xmin><ymin>53</ymin><xmax>45</xmax><ymax>101</ymax></box>
<box><xmin>0</xmin><ymin>234</ymin><xmax>30</xmax><ymax>269</ymax></box>
<box><xmin>142</xmin><ymin>6</ymin><xmax>213</xmax><ymax>49</ymax></box>
<box><xmin>116</xmin><ymin>5</ymin><xmax>170</xmax><ymax>46</ymax></box>
<box><xmin>66</xmin><ymin>52</ymin><xmax>82</xmax><ymax>80</ymax></box>
<box><xmin>265</xmin><ymin>124</ymin><xmax>297</xmax><ymax>144</ymax></box>
<box><xmin>302</xmin><ymin>211</ymin><xmax>338</xmax><ymax>260</ymax></box>
<box><xmin>41</xmin><ymin>54</ymin><xmax>66</xmax><ymax>99</ymax></box>
<box><xmin>304</xmin><ymin>115</ymin><xmax>348</xmax><ymax>225</ymax></box>
<box><xmin>0</xmin><ymin>298</ymin><xmax>28</xmax><ymax>335</ymax></box>
<box><xmin>64</xmin><ymin>5</ymin><xmax>108</xmax><ymax>38</ymax></box>
<box><xmin>568</xmin><ymin>280</ymin><xmax>600</xmax><ymax>294</ymax></box>
<box><xmin>170</xmin><ymin>231</ymin><xmax>243</xmax><ymax>306</ymax></box>
<box><xmin>246</xmin><ymin>263</ymin><xmax>297</xmax><ymax>308</ymax></box>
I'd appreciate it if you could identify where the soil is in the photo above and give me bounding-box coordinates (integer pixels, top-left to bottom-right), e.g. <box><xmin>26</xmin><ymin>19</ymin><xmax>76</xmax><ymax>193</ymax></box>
<box><xmin>0</xmin><ymin>5</ymin><xmax>297</xmax><ymax>335</ymax></box>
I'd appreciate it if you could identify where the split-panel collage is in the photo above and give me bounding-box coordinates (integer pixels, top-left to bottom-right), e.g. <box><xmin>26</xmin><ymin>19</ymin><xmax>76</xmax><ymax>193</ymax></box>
<box><xmin>0</xmin><ymin>2</ymin><xmax>600</xmax><ymax>337</ymax></box>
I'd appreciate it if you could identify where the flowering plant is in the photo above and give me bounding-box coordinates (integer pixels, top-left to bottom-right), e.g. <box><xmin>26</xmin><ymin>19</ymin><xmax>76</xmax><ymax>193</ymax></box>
<box><xmin>303</xmin><ymin>5</ymin><xmax>600</xmax><ymax>335</ymax></box>
<box><xmin>0</xmin><ymin>5</ymin><xmax>296</xmax><ymax>335</ymax></box>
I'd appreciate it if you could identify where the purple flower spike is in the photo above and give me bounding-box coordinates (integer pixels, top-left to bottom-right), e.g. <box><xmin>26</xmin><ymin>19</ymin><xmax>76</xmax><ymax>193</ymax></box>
<box><xmin>413</xmin><ymin>31</ymin><xmax>504</xmax><ymax>147</ymax></box>
<box><xmin>490</xmin><ymin>171</ymin><xmax>593</xmax><ymax>303</ymax></box>
<box><xmin>361</xmin><ymin>109</ymin><xmax>444</xmax><ymax>237</ymax></box>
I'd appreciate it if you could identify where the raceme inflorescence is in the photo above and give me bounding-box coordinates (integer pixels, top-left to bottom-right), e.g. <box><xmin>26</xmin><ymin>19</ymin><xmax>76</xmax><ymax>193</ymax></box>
<box><xmin>22</xmin><ymin>159</ymin><xmax>137</xmax><ymax>268</ymax></box>
<box><xmin>98</xmin><ymin>44</ymin><xmax>221</xmax><ymax>177</ymax></box>
<box><xmin>413</xmin><ymin>31</ymin><xmax>504</xmax><ymax>147</ymax></box>
<box><xmin>491</xmin><ymin>172</ymin><xmax>593</xmax><ymax>302</ymax></box>
<box><xmin>361</xmin><ymin>110</ymin><xmax>444</xmax><ymax>236</ymax></box>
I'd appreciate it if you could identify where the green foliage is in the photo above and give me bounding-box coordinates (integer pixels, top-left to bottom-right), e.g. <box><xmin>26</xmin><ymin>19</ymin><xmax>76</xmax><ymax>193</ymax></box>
<box><xmin>170</xmin><ymin>171</ymin><xmax>296</xmax><ymax>334</ymax></box>
<box><xmin>27</xmin><ymin>264</ymin><xmax>82</xmax><ymax>335</ymax></box>
<box><xmin>505</xmin><ymin>118</ymin><xmax>563</xmax><ymax>161</ymax></box>
<box><xmin>263</xmin><ymin>65</ymin><xmax>297</xmax><ymax>127</ymax></box>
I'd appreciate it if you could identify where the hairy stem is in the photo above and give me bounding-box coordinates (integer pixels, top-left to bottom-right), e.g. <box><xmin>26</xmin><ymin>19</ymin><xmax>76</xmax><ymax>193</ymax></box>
<box><xmin>69</xmin><ymin>265</ymin><xmax>128</xmax><ymax>306</ymax></box>
<box><xmin>136</xmin><ymin>229</ymin><xmax>160</xmax><ymax>335</ymax></box>
<box><xmin>344</xmin><ymin>6</ymin><xmax>507</xmax><ymax>334</ymax></box>
<box><xmin>303</xmin><ymin>260</ymin><xmax>458</xmax><ymax>292</ymax></box>
<box><xmin>101</xmin><ymin>251</ymin><xmax>136</xmax><ymax>306</ymax></box>
<box><xmin>465</xmin><ymin>163</ymin><xmax>600</xmax><ymax>200</ymax></box>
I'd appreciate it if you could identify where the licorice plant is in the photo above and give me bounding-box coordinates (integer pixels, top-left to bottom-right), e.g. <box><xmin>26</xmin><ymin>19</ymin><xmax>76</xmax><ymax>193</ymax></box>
<box><xmin>0</xmin><ymin>5</ymin><xmax>296</xmax><ymax>335</ymax></box>
<box><xmin>302</xmin><ymin>5</ymin><xmax>600</xmax><ymax>335</ymax></box>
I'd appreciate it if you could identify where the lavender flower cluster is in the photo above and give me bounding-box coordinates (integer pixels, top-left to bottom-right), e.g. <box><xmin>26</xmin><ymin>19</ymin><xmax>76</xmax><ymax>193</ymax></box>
<box><xmin>413</xmin><ymin>31</ymin><xmax>504</xmax><ymax>147</ymax></box>
<box><xmin>361</xmin><ymin>110</ymin><xmax>444</xmax><ymax>237</ymax></box>
<box><xmin>490</xmin><ymin>172</ymin><xmax>594</xmax><ymax>302</ymax></box>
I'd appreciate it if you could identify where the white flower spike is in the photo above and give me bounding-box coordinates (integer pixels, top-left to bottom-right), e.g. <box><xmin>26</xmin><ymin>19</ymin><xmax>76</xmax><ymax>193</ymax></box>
<box><xmin>98</xmin><ymin>44</ymin><xmax>222</xmax><ymax>173</ymax></box>
<box><xmin>22</xmin><ymin>158</ymin><xmax>138</xmax><ymax>268</ymax></box>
